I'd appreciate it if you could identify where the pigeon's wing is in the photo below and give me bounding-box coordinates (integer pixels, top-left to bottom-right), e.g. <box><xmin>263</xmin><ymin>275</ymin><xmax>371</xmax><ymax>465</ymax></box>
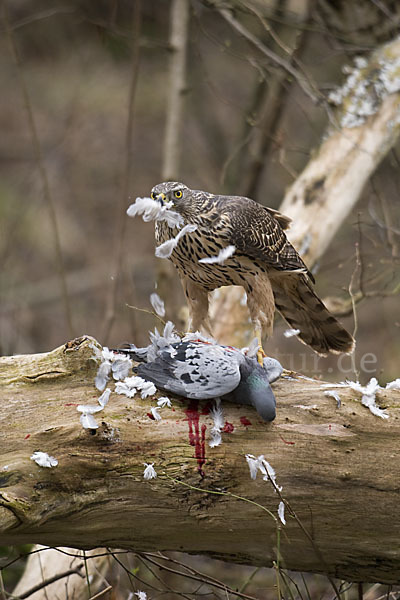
<box><xmin>262</xmin><ymin>356</ymin><xmax>283</xmax><ymax>383</ymax></box>
<box><xmin>137</xmin><ymin>342</ymin><xmax>241</xmax><ymax>399</ymax></box>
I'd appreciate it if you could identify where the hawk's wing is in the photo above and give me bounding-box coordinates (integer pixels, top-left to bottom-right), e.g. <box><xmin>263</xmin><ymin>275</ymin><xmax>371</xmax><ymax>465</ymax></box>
<box><xmin>212</xmin><ymin>195</ymin><xmax>313</xmax><ymax>280</ymax></box>
<box><xmin>137</xmin><ymin>341</ymin><xmax>242</xmax><ymax>400</ymax></box>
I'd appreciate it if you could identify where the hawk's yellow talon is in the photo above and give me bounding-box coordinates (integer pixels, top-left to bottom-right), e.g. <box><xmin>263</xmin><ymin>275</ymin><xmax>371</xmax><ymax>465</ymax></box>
<box><xmin>257</xmin><ymin>346</ymin><xmax>266</xmax><ymax>366</ymax></box>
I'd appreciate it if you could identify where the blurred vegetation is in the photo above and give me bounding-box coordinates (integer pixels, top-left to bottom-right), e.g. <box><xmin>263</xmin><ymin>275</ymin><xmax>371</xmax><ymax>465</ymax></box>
<box><xmin>0</xmin><ymin>0</ymin><xmax>399</xmax><ymax>596</ymax></box>
<box><xmin>0</xmin><ymin>0</ymin><xmax>399</xmax><ymax>381</ymax></box>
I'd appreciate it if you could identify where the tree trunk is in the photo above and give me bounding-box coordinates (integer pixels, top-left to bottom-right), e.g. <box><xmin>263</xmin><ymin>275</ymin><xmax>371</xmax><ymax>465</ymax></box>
<box><xmin>1</xmin><ymin>336</ymin><xmax>399</xmax><ymax>584</ymax></box>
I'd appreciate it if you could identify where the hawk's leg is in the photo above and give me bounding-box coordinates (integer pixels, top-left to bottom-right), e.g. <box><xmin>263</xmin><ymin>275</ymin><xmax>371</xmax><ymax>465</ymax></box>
<box><xmin>255</xmin><ymin>328</ymin><xmax>266</xmax><ymax>365</ymax></box>
<box><xmin>246</xmin><ymin>275</ymin><xmax>275</xmax><ymax>365</ymax></box>
<box><xmin>182</xmin><ymin>277</ymin><xmax>213</xmax><ymax>335</ymax></box>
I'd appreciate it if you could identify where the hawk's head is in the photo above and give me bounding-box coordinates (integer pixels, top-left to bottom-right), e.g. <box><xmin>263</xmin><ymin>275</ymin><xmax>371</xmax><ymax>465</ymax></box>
<box><xmin>150</xmin><ymin>181</ymin><xmax>189</xmax><ymax>209</ymax></box>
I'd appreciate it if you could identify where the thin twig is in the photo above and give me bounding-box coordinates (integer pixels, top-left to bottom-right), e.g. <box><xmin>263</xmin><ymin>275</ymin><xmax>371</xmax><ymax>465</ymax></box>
<box><xmin>106</xmin><ymin>550</ymin><xmax>163</xmax><ymax>596</ymax></box>
<box><xmin>215</xmin><ymin>4</ymin><xmax>321</xmax><ymax>105</ymax></box>
<box><xmin>83</xmin><ymin>550</ymin><xmax>92</xmax><ymax>599</ymax></box>
<box><xmin>279</xmin><ymin>570</ymin><xmax>297</xmax><ymax>600</ymax></box>
<box><xmin>0</xmin><ymin>547</ymin><xmax>131</xmax><ymax>572</ymax></box>
<box><xmin>38</xmin><ymin>551</ymin><xmax>50</xmax><ymax>600</ymax></box>
<box><xmin>135</xmin><ymin>554</ymin><xmax>193</xmax><ymax>600</ymax></box>
<box><xmin>17</xmin><ymin>565</ymin><xmax>84</xmax><ymax>599</ymax></box>
<box><xmin>238</xmin><ymin>567</ymin><xmax>261</xmax><ymax>594</ymax></box>
<box><xmin>348</xmin><ymin>243</ymin><xmax>361</xmax><ymax>380</ymax></box>
<box><xmin>267</xmin><ymin>484</ymin><xmax>343</xmax><ymax>600</ymax></box>
<box><xmin>2</xmin><ymin>0</ymin><xmax>75</xmax><ymax>337</ymax></box>
<box><xmin>238</xmin><ymin>0</ymin><xmax>313</xmax><ymax>198</ymax></box>
<box><xmin>0</xmin><ymin>571</ymin><xmax>5</xmax><ymax>600</ymax></box>
<box><xmin>140</xmin><ymin>554</ymin><xmax>258</xmax><ymax>600</ymax></box>
<box><xmin>88</xmin><ymin>585</ymin><xmax>113</xmax><ymax>600</ymax></box>
<box><xmin>300</xmin><ymin>572</ymin><xmax>312</xmax><ymax>600</ymax></box>
<box><xmin>103</xmin><ymin>1</ymin><xmax>142</xmax><ymax>343</ymax></box>
<box><xmin>1</xmin><ymin>6</ymin><xmax>76</xmax><ymax>31</ymax></box>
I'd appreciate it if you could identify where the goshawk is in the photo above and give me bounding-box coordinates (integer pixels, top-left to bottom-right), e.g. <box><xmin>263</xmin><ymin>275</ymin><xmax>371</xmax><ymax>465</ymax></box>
<box><xmin>150</xmin><ymin>182</ymin><xmax>354</xmax><ymax>359</ymax></box>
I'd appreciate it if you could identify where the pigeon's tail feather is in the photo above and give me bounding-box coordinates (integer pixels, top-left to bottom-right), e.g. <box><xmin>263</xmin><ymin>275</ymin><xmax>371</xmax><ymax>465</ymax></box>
<box><xmin>112</xmin><ymin>345</ymin><xmax>149</xmax><ymax>362</ymax></box>
<box><xmin>272</xmin><ymin>275</ymin><xmax>355</xmax><ymax>356</ymax></box>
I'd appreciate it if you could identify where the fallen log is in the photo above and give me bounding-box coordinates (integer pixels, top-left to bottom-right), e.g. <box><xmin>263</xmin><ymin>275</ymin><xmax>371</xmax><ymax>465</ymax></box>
<box><xmin>0</xmin><ymin>335</ymin><xmax>399</xmax><ymax>584</ymax></box>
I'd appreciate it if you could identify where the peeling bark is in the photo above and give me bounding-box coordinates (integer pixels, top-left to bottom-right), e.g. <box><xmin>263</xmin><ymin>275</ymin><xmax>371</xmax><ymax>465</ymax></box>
<box><xmin>1</xmin><ymin>336</ymin><xmax>400</xmax><ymax>583</ymax></box>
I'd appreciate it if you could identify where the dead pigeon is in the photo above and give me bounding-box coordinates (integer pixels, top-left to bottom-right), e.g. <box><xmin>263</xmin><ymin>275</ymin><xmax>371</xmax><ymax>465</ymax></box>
<box><xmin>114</xmin><ymin>340</ymin><xmax>282</xmax><ymax>421</ymax></box>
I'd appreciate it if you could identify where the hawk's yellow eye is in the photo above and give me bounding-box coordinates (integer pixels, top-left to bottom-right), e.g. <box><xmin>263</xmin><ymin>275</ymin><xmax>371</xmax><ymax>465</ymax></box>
<box><xmin>151</xmin><ymin>192</ymin><xmax>156</xmax><ymax>200</ymax></box>
<box><xmin>174</xmin><ymin>190</ymin><xmax>183</xmax><ymax>199</ymax></box>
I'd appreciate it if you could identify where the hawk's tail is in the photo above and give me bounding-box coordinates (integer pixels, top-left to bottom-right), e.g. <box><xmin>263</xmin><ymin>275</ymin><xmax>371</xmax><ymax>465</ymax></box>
<box><xmin>272</xmin><ymin>275</ymin><xmax>355</xmax><ymax>356</ymax></box>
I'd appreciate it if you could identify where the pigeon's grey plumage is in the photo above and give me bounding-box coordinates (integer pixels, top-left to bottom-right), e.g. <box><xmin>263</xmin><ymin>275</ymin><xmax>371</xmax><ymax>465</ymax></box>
<box><xmin>115</xmin><ymin>340</ymin><xmax>282</xmax><ymax>421</ymax></box>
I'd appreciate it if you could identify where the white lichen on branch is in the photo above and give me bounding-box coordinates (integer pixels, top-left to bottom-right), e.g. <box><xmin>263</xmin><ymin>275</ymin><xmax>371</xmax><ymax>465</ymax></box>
<box><xmin>329</xmin><ymin>38</ymin><xmax>400</xmax><ymax>128</ymax></box>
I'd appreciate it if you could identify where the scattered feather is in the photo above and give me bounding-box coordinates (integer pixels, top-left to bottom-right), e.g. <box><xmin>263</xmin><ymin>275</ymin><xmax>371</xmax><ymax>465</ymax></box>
<box><xmin>115</xmin><ymin>375</ymin><xmax>156</xmax><ymax>400</ymax></box>
<box><xmin>209</xmin><ymin>398</ymin><xmax>224</xmax><ymax>447</ymax></box>
<box><xmin>386</xmin><ymin>378</ymin><xmax>400</xmax><ymax>390</ymax></box>
<box><xmin>245</xmin><ymin>454</ymin><xmax>259</xmax><ymax>480</ymax></box>
<box><xmin>111</xmin><ymin>355</ymin><xmax>133</xmax><ymax>381</ymax></box>
<box><xmin>150</xmin><ymin>292</ymin><xmax>165</xmax><ymax>317</ymax></box>
<box><xmin>95</xmin><ymin>360</ymin><xmax>111</xmax><ymax>391</ymax></box>
<box><xmin>147</xmin><ymin>321</ymin><xmax>180</xmax><ymax>362</ymax></box>
<box><xmin>101</xmin><ymin>347</ymin><xmax>115</xmax><ymax>362</ymax></box>
<box><xmin>115</xmin><ymin>380</ymin><xmax>138</xmax><ymax>398</ymax></box>
<box><xmin>150</xmin><ymin>406</ymin><xmax>162</xmax><ymax>421</ymax></box>
<box><xmin>324</xmin><ymin>390</ymin><xmax>341</xmax><ymax>408</ymax></box>
<box><xmin>143</xmin><ymin>463</ymin><xmax>157</xmax><ymax>480</ymax></box>
<box><xmin>294</xmin><ymin>404</ymin><xmax>318</xmax><ymax>410</ymax></box>
<box><xmin>135</xmin><ymin>591</ymin><xmax>148</xmax><ymax>600</ymax></box>
<box><xmin>284</xmin><ymin>328</ymin><xmax>300</xmax><ymax>338</ymax></box>
<box><xmin>80</xmin><ymin>413</ymin><xmax>99</xmax><ymax>429</ymax></box>
<box><xmin>89</xmin><ymin>342</ymin><xmax>102</xmax><ymax>361</ymax></box>
<box><xmin>245</xmin><ymin>455</ymin><xmax>283</xmax><ymax>492</ymax></box>
<box><xmin>209</xmin><ymin>430</ymin><xmax>222</xmax><ymax>448</ymax></box>
<box><xmin>182</xmin><ymin>330</ymin><xmax>216</xmax><ymax>344</ymax></box>
<box><xmin>77</xmin><ymin>404</ymin><xmax>103</xmax><ymax>414</ymax></box>
<box><xmin>347</xmin><ymin>378</ymin><xmax>389</xmax><ymax>419</ymax></box>
<box><xmin>127</xmin><ymin>196</ymin><xmax>184</xmax><ymax>228</ymax></box>
<box><xmin>140</xmin><ymin>381</ymin><xmax>157</xmax><ymax>399</ymax></box>
<box><xmin>157</xmin><ymin>396</ymin><xmax>172</xmax><ymax>408</ymax></box>
<box><xmin>31</xmin><ymin>451</ymin><xmax>58</xmax><ymax>468</ymax></box>
<box><xmin>210</xmin><ymin>398</ymin><xmax>224</xmax><ymax>430</ymax></box>
<box><xmin>199</xmin><ymin>245</ymin><xmax>236</xmax><ymax>264</ymax></box>
<box><xmin>278</xmin><ymin>501</ymin><xmax>286</xmax><ymax>525</ymax></box>
<box><xmin>98</xmin><ymin>388</ymin><xmax>111</xmax><ymax>408</ymax></box>
<box><xmin>155</xmin><ymin>224</ymin><xmax>198</xmax><ymax>259</ymax></box>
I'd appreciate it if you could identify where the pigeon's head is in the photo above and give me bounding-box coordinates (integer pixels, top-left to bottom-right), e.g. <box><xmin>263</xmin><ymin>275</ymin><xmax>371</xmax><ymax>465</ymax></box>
<box><xmin>235</xmin><ymin>360</ymin><xmax>277</xmax><ymax>422</ymax></box>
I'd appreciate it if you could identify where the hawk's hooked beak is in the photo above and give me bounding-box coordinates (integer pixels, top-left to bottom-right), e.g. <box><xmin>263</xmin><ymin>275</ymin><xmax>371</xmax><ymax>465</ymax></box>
<box><xmin>156</xmin><ymin>193</ymin><xmax>167</xmax><ymax>206</ymax></box>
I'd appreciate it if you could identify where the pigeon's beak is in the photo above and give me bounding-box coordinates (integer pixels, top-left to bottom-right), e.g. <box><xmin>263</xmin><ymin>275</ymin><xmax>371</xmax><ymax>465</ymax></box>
<box><xmin>156</xmin><ymin>193</ymin><xmax>166</xmax><ymax>206</ymax></box>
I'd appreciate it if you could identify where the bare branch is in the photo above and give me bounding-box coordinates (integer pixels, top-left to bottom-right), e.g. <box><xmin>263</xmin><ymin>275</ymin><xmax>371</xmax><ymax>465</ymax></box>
<box><xmin>17</xmin><ymin>564</ymin><xmax>84</xmax><ymax>599</ymax></box>
<box><xmin>214</xmin><ymin>3</ymin><xmax>322</xmax><ymax>105</ymax></box>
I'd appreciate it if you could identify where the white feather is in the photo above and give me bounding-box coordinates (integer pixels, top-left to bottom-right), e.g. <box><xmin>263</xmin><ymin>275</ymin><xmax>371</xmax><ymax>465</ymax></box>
<box><xmin>199</xmin><ymin>245</ymin><xmax>236</xmax><ymax>264</ymax></box>
<box><xmin>155</xmin><ymin>224</ymin><xmax>198</xmax><ymax>259</ymax></box>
